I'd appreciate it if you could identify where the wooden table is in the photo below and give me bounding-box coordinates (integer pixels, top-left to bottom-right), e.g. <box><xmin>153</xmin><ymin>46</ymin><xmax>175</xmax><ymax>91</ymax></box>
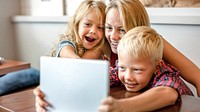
<box><xmin>0</xmin><ymin>86</ymin><xmax>200</xmax><ymax>112</ymax></box>
<box><xmin>0</xmin><ymin>60</ymin><xmax>30</xmax><ymax>76</ymax></box>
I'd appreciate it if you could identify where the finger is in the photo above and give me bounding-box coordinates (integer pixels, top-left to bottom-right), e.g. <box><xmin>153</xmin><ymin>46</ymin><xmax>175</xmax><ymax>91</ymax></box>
<box><xmin>98</xmin><ymin>105</ymin><xmax>111</xmax><ymax>112</ymax></box>
<box><xmin>35</xmin><ymin>102</ymin><xmax>47</xmax><ymax>112</ymax></box>
<box><xmin>33</xmin><ymin>86</ymin><xmax>44</xmax><ymax>98</ymax></box>
<box><xmin>101</xmin><ymin>96</ymin><xmax>114</xmax><ymax>105</ymax></box>
<box><xmin>35</xmin><ymin>95</ymin><xmax>48</xmax><ymax>107</ymax></box>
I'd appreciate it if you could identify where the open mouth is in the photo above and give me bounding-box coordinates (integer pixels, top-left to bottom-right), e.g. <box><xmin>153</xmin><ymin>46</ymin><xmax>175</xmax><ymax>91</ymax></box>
<box><xmin>86</xmin><ymin>36</ymin><xmax>96</xmax><ymax>42</ymax></box>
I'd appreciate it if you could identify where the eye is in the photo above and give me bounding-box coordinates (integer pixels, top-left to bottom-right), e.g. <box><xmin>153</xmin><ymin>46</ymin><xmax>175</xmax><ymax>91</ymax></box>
<box><xmin>134</xmin><ymin>69</ymin><xmax>139</xmax><ymax>72</ymax></box>
<box><xmin>119</xmin><ymin>29</ymin><xmax>126</xmax><ymax>34</ymax></box>
<box><xmin>118</xmin><ymin>66</ymin><xmax>125</xmax><ymax>72</ymax></box>
<box><xmin>105</xmin><ymin>26</ymin><xmax>112</xmax><ymax>30</ymax></box>
<box><xmin>133</xmin><ymin>68</ymin><xmax>142</xmax><ymax>74</ymax></box>
<box><xmin>98</xmin><ymin>26</ymin><xmax>104</xmax><ymax>31</ymax></box>
<box><xmin>84</xmin><ymin>23</ymin><xmax>91</xmax><ymax>27</ymax></box>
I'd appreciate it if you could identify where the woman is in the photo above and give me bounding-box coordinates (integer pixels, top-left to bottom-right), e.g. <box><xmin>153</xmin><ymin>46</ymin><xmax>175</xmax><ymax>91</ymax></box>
<box><xmin>34</xmin><ymin>0</ymin><xmax>200</xmax><ymax>111</ymax></box>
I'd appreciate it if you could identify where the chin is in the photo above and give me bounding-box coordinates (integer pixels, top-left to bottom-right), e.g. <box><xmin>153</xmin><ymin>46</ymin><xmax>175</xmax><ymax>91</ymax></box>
<box><xmin>111</xmin><ymin>48</ymin><xmax>117</xmax><ymax>54</ymax></box>
<box><xmin>125</xmin><ymin>87</ymin><xmax>135</xmax><ymax>92</ymax></box>
<box><xmin>125</xmin><ymin>86</ymin><xmax>140</xmax><ymax>92</ymax></box>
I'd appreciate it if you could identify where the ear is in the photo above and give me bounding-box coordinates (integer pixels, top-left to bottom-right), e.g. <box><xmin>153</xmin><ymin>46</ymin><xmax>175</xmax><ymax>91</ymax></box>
<box><xmin>156</xmin><ymin>60</ymin><xmax>164</xmax><ymax>69</ymax></box>
<box><xmin>154</xmin><ymin>60</ymin><xmax>164</xmax><ymax>74</ymax></box>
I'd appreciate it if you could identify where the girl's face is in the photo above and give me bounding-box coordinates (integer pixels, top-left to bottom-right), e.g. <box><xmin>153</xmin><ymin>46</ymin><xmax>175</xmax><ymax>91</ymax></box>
<box><xmin>105</xmin><ymin>8</ymin><xmax>126</xmax><ymax>54</ymax></box>
<box><xmin>78</xmin><ymin>10</ymin><xmax>104</xmax><ymax>50</ymax></box>
<box><xmin>118</xmin><ymin>51</ymin><xmax>156</xmax><ymax>92</ymax></box>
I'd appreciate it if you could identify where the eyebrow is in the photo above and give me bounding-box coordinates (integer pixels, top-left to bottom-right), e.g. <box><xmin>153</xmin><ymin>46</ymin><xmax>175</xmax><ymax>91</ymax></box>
<box><xmin>105</xmin><ymin>23</ymin><xmax>124</xmax><ymax>29</ymax></box>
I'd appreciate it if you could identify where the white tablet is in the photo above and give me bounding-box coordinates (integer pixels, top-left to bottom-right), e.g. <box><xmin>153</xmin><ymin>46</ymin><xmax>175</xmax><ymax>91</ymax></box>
<box><xmin>40</xmin><ymin>56</ymin><xmax>110</xmax><ymax>112</ymax></box>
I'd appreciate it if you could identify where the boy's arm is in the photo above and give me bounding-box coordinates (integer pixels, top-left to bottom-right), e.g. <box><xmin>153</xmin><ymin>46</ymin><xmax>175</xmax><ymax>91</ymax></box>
<box><xmin>119</xmin><ymin>86</ymin><xmax>178</xmax><ymax>112</ymax></box>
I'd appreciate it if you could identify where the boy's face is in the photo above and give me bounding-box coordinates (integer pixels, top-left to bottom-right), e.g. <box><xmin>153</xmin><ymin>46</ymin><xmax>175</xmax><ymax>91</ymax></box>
<box><xmin>78</xmin><ymin>10</ymin><xmax>104</xmax><ymax>50</ymax></box>
<box><xmin>118</xmin><ymin>51</ymin><xmax>157</xmax><ymax>92</ymax></box>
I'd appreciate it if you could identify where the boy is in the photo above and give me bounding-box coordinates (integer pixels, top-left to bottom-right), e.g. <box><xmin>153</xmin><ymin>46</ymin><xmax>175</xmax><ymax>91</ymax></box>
<box><xmin>98</xmin><ymin>26</ymin><xmax>193</xmax><ymax>112</ymax></box>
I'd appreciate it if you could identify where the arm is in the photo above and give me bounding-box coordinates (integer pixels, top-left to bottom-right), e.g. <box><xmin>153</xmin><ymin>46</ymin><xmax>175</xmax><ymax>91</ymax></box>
<box><xmin>98</xmin><ymin>86</ymin><xmax>178</xmax><ymax>112</ymax></box>
<box><xmin>59</xmin><ymin>44</ymin><xmax>102</xmax><ymax>59</ymax></box>
<box><xmin>82</xmin><ymin>39</ymin><xmax>111</xmax><ymax>59</ymax></box>
<box><xmin>82</xmin><ymin>48</ymin><xmax>102</xmax><ymax>59</ymax></box>
<box><xmin>162</xmin><ymin>38</ymin><xmax>200</xmax><ymax>96</ymax></box>
<box><xmin>60</xmin><ymin>45</ymin><xmax>80</xmax><ymax>58</ymax></box>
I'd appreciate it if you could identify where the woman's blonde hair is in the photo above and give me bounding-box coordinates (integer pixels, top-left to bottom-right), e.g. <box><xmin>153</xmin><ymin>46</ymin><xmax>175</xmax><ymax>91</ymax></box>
<box><xmin>106</xmin><ymin>0</ymin><xmax>150</xmax><ymax>32</ymax></box>
<box><xmin>51</xmin><ymin>0</ymin><xmax>106</xmax><ymax>57</ymax></box>
<box><xmin>118</xmin><ymin>26</ymin><xmax>163</xmax><ymax>64</ymax></box>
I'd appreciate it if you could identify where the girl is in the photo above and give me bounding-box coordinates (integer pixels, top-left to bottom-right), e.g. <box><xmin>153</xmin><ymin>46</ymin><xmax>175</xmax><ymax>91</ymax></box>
<box><xmin>34</xmin><ymin>1</ymin><xmax>106</xmax><ymax>112</ymax></box>
<box><xmin>51</xmin><ymin>0</ymin><xmax>106</xmax><ymax>59</ymax></box>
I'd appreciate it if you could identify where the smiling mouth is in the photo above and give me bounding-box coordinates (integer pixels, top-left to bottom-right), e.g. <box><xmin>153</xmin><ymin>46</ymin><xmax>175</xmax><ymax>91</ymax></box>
<box><xmin>111</xmin><ymin>42</ymin><xmax>118</xmax><ymax>47</ymax></box>
<box><xmin>125</xmin><ymin>83</ymin><xmax>138</xmax><ymax>88</ymax></box>
<box><xmin>86</xmin><ymin>36</ymin><xmax>95</xmax><ymax>42</ymax></box>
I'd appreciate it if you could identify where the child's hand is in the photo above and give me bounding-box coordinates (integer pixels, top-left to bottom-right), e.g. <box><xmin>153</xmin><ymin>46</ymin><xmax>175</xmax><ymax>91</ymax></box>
<box><xmin>33</xmin><ymin>86</ymin><xmax>49</xmax><ymax>112</ymax></box>
<box><xmin>98</xmin><ymin>96</ymin><xmax>123</xmax><ymax>112</ymax></box>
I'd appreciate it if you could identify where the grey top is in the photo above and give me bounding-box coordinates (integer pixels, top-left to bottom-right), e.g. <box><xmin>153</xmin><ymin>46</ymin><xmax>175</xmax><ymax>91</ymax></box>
<box><xmin>56</xmin><ymin>40</ymin><xmax>77</xmax><ymax>57</ymax></box>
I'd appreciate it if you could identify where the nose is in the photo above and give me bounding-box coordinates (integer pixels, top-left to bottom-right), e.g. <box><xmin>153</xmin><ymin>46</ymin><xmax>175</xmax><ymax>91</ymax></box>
<box><xmin>90</xmin><ymin>26</ymin><xmax>97</xmax><ymax>34</ymax></box>
<box><xmin>110</xmin><ymin>30</ymin><xmax>120</xmax><ymax>41</ymax></box>
<box><xmin>124</xmin><ymin>70</ymin><xmax>135</xmax><ymax>81</ymax></box>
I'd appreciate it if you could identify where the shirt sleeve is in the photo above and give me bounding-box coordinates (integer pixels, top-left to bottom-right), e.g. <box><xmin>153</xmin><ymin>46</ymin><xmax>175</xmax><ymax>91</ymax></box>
<box><xmin>101</xmin><ymin>55</ymin><xmax>122</xmax><ymax>87</ymax></box>
<box><xmin>151</xmin><ymin>63</ymin><xmax>194</xmax><ymax>96</ymax></box>
<box><xmin>56</xmin><ymin>40</ymin><xmax>76</xmax><ymax>57</ymax></box>
<box><xmin>109</xmin><ymin>66</ymin><xmax>122</xmax><ymax>87</ymax></box>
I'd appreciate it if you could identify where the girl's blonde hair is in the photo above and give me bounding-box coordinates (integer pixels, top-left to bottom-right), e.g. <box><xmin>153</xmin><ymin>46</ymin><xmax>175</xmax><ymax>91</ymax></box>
<box><xmin>118</xmin><ymin>26</ymin><xmax>163</xmax><ymax>64</ymax></box>
<box><xmin>51</xmin><ymin>0</ymin><xmax>106</xmax><ymax>57</ymax></box>
<box><xmin>106</xmin><ymin>0</ymin><xmax>150</xmax><ymax>32</ymax></box>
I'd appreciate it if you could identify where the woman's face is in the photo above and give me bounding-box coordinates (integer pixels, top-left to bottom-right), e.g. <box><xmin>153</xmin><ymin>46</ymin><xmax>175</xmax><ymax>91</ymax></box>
<box><xmin>105</xmin><ymin>8</ymin><xmax>126</xmax><ymax>54</ymax></box>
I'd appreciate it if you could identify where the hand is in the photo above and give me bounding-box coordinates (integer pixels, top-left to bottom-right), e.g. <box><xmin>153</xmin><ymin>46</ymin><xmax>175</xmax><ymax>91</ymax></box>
<box><xmin>98</xmin><ymin>96</ymin><xmax>123</xmax><ymax>112</ymax></box>
<box><xmin>33</xmin><ymin>86</ymin><xmax>48</xmax><ymax>112</ymax></box>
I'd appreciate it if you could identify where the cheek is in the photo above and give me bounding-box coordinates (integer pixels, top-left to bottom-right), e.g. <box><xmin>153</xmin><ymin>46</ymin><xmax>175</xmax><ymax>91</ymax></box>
<box><xmin>105</xmin><ymin>31</ymin><xmax>111</xmax><ymax>43</ymax></box>
<box><xmin>98</xmin><ymin>31</ymin><xmax>104</xmax><ymax>40</ymax></box>
<box><xmin>138</xmin><ymin>75</ymin><xmax>151</xmax><ymax>86</ymax></box>
<box><xmin>105</xmin><ymin>30</ymin><xmax>109</xmax><ymax>39</ymax></box>
<box><xmin>78</xmin><ymin>26</ymin><xmax>84</xmax><ymax>38</ymax></box>
<box><xmin>118</xmin><ymin>72</ymin><xmax>125</xmax><ymax>82</ymax></box>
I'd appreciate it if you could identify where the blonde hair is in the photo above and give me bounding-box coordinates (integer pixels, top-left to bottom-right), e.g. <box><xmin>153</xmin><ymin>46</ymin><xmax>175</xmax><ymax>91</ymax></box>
<box><xmin>51</xmin><ymin>0</ymin><xmax>106</xmax><ymax>57</ymax></box>
<box><xmin>106</xmin><ymin>0</ymin><xmax>150</xmax><ymax>32</ymax></box>
<box><xmin>117</xmin><ymin>26</ymin><xmax>163</xmax><ymax>63</ymax></box>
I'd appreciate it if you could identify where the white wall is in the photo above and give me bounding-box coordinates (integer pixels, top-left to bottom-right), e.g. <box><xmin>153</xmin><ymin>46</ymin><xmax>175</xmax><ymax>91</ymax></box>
<box><xmin>146</xmin><ymin>8</ymin><xmax>200</xmax><ymax>67</ymax></box>
<box><xmin>12</xmin><ymin>16</ymin><xmax>69</xmax><ymax>69</ymax></box>
<box><xmin>151</xmin><ymin>25</ymin><xmax>200</xmax><ymax>67</ymax></box>
<box><xmin>0</xmin><ymin>0</ymin><xmax>20</xmax><ymax>60</ymax></box>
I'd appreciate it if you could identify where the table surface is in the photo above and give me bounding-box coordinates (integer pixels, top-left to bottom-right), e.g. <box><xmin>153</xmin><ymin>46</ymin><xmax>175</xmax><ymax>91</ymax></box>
<box><xmin>0</xmin><ymin>60</ymin><xmax>30</xmax><ymax>75</ymax></box>
<box><xmin>0</xmin><ymin>86</ymin><xmax>200</xmax><ymax>112</ymax></box>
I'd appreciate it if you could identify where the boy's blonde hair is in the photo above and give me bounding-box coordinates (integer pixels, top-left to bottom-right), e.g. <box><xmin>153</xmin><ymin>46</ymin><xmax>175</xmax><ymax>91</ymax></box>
<box><xmin>117</xmin><ymin>26</ymin><xmax>163</xmax><ymax>63</ymax></box>
<box><xmin>106</xmin><ymin>0</ymin><xmax>150</xmax><ymax>32</ymax></box>
<box><xmin>51</xmin><ymin>0</ymin><xmax>106</xmax><ymax>57</ymax></box>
